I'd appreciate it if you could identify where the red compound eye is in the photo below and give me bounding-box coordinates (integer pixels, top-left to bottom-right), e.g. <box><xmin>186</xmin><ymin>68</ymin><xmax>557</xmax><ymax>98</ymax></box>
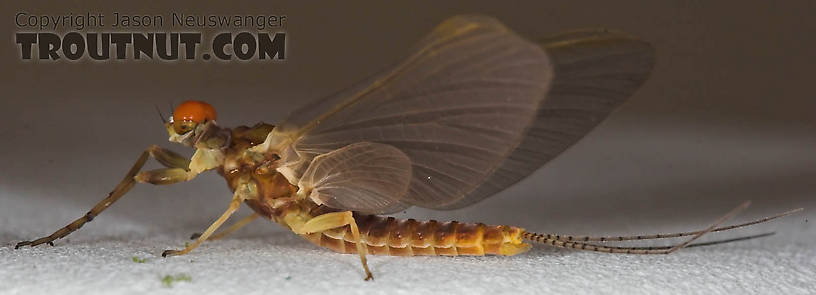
<box><xmin>171</xmin><ymin>100</ymin><xmax>217</xmax><ymax>134</ymax></box>
<box><xmin>173</xmin><ymin>100</ymin><xmax>217</xmax><ymax>123</ymax></box>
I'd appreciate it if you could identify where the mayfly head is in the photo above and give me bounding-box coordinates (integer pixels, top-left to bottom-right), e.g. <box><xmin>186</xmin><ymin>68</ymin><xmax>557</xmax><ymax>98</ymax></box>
<box><xmin>166</xmin><ymin>100</ymin><xmax>219</xmax><ymax>147</ymax></box>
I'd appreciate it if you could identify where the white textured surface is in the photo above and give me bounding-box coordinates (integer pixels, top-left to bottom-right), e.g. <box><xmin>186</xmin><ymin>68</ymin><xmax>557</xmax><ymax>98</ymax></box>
<box><xmin>2</xmin><ymin>229</ymin><xmax>815</xmax><ymax>295</ymax></box>
<box><xmin>2</xmin><ymin>199</ymin><xmax>814</xmax><ymax>295</ymax></box>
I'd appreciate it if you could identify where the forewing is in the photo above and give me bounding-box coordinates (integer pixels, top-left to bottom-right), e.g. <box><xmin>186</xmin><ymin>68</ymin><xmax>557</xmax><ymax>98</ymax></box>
<box><xmin>274</xmin><ymin>15</ymin><xmax>552</xmax><ymax>210</ymax></box>
<box><xmin>438</xmin><ymin>29</ymin><xmax>656</xmax><ymax>209</ymax></box>
<box><xmin>273</xmin><ymin>16</ymin><xmax>654</xmax><ymax>212</ymax></box>
<box><xmin>297</xmin><ymin>142</ymin><xmax>412</xmax><ymax>214</ymax></box>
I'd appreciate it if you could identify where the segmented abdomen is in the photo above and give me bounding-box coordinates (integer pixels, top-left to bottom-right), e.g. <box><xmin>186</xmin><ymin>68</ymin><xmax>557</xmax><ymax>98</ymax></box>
<box><xmin>302</xmin><ymin>214</ymin><xmax>531</xmax><ymax>256</ymax></box>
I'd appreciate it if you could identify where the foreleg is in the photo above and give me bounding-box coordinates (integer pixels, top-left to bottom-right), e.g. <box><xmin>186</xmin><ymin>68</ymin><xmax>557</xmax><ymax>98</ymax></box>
<box><xmin>15</xmin><ymin>145</ymin><xmax>195</xmax><ymax>248</ymax></box>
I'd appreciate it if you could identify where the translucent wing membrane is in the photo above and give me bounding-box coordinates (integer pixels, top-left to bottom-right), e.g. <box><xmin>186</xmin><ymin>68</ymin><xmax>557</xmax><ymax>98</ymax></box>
<box><xmin>267</xmin><ymin>15</ymin><xmax>655</xmax><ymax>212</ymax></box>
<box><xmin>440</xmin><ymin>28</ymin><xmax>655</xmax><ymax>209</ymax></box>
<box><xmin>297</xmin><ymin>142</ymin><xmax>412</xmax><ymax>214</ymax></box>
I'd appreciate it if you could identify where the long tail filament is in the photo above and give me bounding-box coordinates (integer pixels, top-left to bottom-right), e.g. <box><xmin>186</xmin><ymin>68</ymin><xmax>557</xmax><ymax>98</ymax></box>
<box><xmin>522</xmin><ymin>202</ymin><xmax>802</xmax><ymax>254</ymax></box>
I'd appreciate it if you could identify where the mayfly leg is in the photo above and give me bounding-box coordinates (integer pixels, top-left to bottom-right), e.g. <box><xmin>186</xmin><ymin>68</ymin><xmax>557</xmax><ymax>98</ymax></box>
<box><xmin>190</xmin><ymin>213</ymin><xmax>259</xmax><ymax>241</ymax></box>
<box><xmin>296</xmin><ymin>211</ymin><xmax>374</xmax><ymax>280</ymax></box>
<box><xmin>14</xmin><ymin>150</ymin><xmax>149</xmax><ymax>248</ymax></box>
<box><xmin>162</xmin><ymin>192</ymin><xmax>245</xmax><ymax>257</ymax></box>
<box><xmin>14</xmin><ymin>145</ymin><xmax>191</xmax><ymax>249</ymax></box>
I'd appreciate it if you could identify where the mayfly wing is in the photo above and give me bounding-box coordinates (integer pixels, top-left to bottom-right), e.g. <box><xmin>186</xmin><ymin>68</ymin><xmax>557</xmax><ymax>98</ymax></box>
<box><xmin>439</xmin><ymin>28</ymin><xmax>656</xmax><ymax>209</ymax></box>
<box><xmin>269</xmin><ymin>15</ymin><xmax>551</xmax><ymax>210</ymax></box>
<box><xmin>261</xmin><ymin>16</ymin><xmax>543</xmax><ymax>209</ymax></box>
<box><xmin>265</xmin><ymin>15</ymin><xmax>655</xmax><ymax>212</ymax></box>
<box><xmin>297</xmin><ymin>142</ymin><xmax>412</xmax><ymax>213</ymax></box>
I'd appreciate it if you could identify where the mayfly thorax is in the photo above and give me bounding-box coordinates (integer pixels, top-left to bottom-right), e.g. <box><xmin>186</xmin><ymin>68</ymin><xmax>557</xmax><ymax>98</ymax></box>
<box><xmin>14</xmin><ymin>15</ymin><xmax>802</xmax><ymax>281</ymax></box>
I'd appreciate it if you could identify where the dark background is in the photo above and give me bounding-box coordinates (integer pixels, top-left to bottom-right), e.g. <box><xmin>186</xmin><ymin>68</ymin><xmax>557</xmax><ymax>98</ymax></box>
<box><xmin>1</xmin><ymin>1</ymin><xmax>813</xmax><ymax>241</ymax></box>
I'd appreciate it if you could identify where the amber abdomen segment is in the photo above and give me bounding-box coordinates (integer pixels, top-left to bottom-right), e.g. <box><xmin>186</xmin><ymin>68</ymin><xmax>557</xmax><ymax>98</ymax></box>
<box><xmin>303</xmin><ymin>214</ymin><xmax>531</xmax><ymax>256</ymax></box>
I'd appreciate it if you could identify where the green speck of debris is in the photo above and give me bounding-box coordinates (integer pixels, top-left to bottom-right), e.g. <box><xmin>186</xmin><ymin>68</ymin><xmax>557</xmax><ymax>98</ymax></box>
<box><xmin>285</xmin><ymin>276</ymin><xmax>292</xmax><ymax>280</ymax></box>
<box><xmin>161</xmin><ymin>274</ymin><xmax>192</xmax><ymax>288</ymax></box>
<box><xmin>131</xmin><ymin>256</ymin><xmax>148</xmax><ymax>263</ymax></box>
<box><xmin>184</xmin><ymin>242</ymin><xmax>190</xmax><ymax>248</ymax></box>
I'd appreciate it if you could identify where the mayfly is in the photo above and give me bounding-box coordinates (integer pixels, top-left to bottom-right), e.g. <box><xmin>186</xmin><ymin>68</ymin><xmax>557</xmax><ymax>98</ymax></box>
<box><xmin>15</xmin><ymin>15</ymin><xmax>801</xmax><ymax>280</ymax></box>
